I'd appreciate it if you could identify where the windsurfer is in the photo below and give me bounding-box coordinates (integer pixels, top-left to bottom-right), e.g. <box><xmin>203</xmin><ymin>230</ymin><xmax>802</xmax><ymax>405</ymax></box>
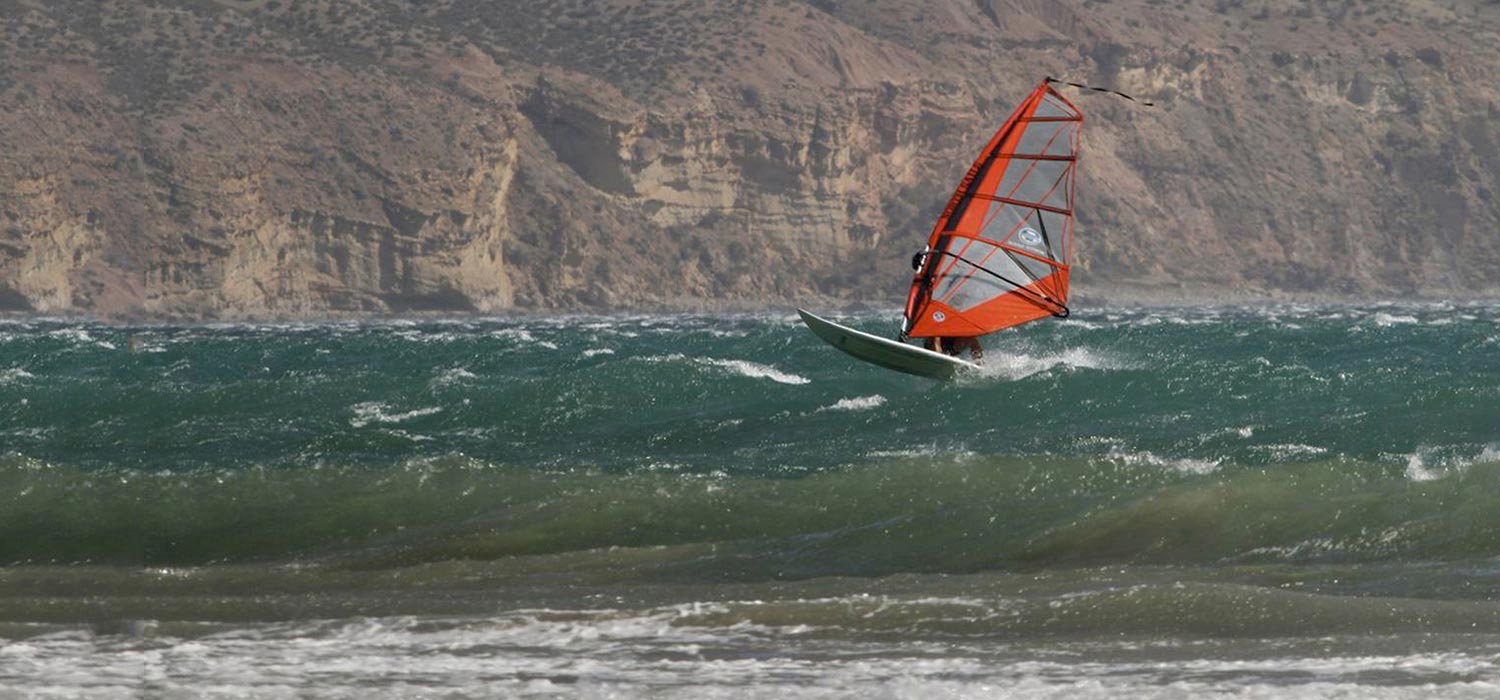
<box><xmin>925</xmin><ymin>336</ymin><xmax>983</xmax><ymax>362</ymax></box>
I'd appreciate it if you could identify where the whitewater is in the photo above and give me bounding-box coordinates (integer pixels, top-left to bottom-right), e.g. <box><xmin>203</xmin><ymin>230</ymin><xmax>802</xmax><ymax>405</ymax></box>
<box><xmin>3</xmin><ymin>304</ymin><xmax>1500</xmax><ymax>698</ymax></box>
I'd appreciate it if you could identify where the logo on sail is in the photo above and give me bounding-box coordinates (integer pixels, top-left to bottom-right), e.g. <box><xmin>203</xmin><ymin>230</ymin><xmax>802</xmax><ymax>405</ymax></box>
<box><xmin>1017</xmin><ymin>227</ymin><xmax>1043</xmax><ymax>246</ymax></box>
<box><xmin>933</xmin><ymin>311</ymin><xmax>946</xmax><ymax>322</ymax></box>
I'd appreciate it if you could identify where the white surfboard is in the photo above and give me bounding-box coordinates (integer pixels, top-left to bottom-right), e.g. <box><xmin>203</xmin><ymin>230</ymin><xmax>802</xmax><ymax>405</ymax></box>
<box><xmin>798</xmin><ymin>309</ymin><xmax>978</xmax><ymax>380</ymax></box>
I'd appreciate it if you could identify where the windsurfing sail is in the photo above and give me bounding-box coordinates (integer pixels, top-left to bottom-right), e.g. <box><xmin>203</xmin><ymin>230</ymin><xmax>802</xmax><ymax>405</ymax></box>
<box><xmin>902</xmin><ymin>80</ymin><xmax>1082</xmax><ymax>339</ymax></box>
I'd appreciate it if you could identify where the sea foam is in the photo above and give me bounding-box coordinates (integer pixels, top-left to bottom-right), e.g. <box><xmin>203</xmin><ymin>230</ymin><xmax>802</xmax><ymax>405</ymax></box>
<box><xmin>819</xmin><ymin>395</ymin><xmax>887</xmax><ymax>412</ymax></box>
<box><xmin>698</xmin><ymin>358</ymin><xmax>811</xmax><ymax>385</ymax></box>
<box><xmin>644</xmin><ymin>354</ymin><xmax>811</xmax><ymax>385</ymax></box>
<box><xmin>975</xmin><ymin>347</ymin><xmax>1127</xmax><ymax>381</ymax></box>
<box><xmin>349</xmin><ymin>402</ymin><xmax>445</xmax><ymax>428</ymax></box>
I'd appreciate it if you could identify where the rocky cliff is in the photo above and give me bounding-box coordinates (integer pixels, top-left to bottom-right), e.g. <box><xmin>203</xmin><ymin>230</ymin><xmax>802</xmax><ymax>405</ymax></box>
<box><xmin>0</xmin><ymin>0</ymin><xmax>1497</xmax><ymax>318</ymax></box>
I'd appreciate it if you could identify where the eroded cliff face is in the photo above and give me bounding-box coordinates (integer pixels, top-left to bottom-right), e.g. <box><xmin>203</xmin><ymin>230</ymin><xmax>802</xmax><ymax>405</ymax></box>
<box><xmin>0</xmin><ymin>0</ymin><xmax>1497</xmax><ymax>318</ymax></box>
<box><xmin>0</xmin><ymin>46</ymin><xmax>530</xmax><ymax>318</ymax></box>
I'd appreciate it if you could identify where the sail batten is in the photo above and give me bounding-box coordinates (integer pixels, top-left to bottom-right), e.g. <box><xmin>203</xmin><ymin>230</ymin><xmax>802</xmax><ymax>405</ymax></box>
<box><xmin>903</xmin><ymin>80</ymin><xmax>1081</xmax><ymax>338</ymax></box>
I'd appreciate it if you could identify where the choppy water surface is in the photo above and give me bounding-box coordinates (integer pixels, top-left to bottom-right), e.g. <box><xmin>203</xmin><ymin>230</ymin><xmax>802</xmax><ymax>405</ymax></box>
<box><xmin>4</xmin><ymin>304</ymin><xmax>1500</xmax><ymax>698</ymax></box>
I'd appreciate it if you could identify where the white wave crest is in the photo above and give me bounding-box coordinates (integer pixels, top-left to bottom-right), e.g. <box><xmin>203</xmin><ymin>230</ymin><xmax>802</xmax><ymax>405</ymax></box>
<box><xmin>643</xmin><ymin>354</ymin><xmax>811</xmax><ymax>385</ymax></box>
<box><xmin>490</xmin><ymin>328</ymin><xmax>536</xmax><ymax>342</ymax></box>
<box><xmin>1257</xmin><ymin>443</ymin><xmax>1330</xmax><ymax>460</ymax></box>
<box><xmin>391</xmin><ymin>330</ymin><xmax>462</xmax><ymax>344</ymax></box>
<box><xmin>1373</xmin><ymin>312</ymin><xmax>1419</xmax><ymax>327</ymax></box>
<box><xmin>1405</xmin><ymin>453</ymin><xmax>1443</xmax><ymax>482</ymax></box>
<box><xmin>583</xmin><ymin>348</ymin><xmax>616</xmax><ymax>358</ymax></box>
<box><xmin>431</xmin><ymin>367</ymin><xmax>478</xmax><ymax>386</ymax></box>
<box><xmin>867</xmin><ymin>445</ymin><xmax>976</xmax><ymax>460</ymax></box>
<box><xmin>1404</xmin><ymin>445</ymin><xmax>1500</xmax><ymax>482</ymax></box>
<box><xmin>1108</xmin><ymin>449</ymin><xmax>1220</xmax><ymax>475</ymax></box>
<box><xmin>489</xmin><ymin>328</ymin><xmax>559</xmax><ymax>350</ymax></box>
<box><xmin>47</xmin><ymin>328</ymin><xmax>116</xmax><ymax>349</ymax></box>
<box><xmin>0</xmin><ymin>367</ymin><xmax>35</xmax><ymax>384</ymax></box>
<box><xmin>819</xmin><ymin>395</ymin><xmax>887</xmax><ymax>412</ymax></box>
<box><xmin>698</xmin><ymin>358</ymin><xmax>810</xmax><ymax>385</ymax></box>
<box><xmin>976</xmin><ymin>347</ymin><xmax>1127</xmax><ymax>381</ymax></box>
<box><xmin>349</xmin><ymin>402</ymin><xmax>444</xmax><ymax>428</ymax></box>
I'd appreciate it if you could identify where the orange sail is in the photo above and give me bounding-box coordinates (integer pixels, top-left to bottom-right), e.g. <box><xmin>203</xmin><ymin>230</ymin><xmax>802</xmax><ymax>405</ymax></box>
<box><xmin>902</xmin><ymin>80</ymin><xmax>1081</xmax><ymax>339</ymax></box>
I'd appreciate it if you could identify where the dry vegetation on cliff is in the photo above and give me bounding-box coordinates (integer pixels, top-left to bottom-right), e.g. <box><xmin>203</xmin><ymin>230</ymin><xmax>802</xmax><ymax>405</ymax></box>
<box><xmin>0</xmin><ymin>0</ymin><xmax>1497</xmax><ymax>317</ymax></box>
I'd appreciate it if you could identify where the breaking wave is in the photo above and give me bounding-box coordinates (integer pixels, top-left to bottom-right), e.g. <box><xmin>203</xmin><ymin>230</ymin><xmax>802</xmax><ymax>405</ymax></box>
<box><xmin>819</xmin><ymin>395</ymin><xmax>887</xmax><ymax>412</ymax></box>
<box><xmin>972</xmin><ymin>346</ymin><xmax>1129</xmax><ymax>380</ymax></box>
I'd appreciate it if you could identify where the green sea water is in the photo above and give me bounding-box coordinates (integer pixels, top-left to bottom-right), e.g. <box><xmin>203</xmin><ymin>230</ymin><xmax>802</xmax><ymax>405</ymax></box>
<box><xmin>4</xmin><ymin>304</ymin><xmax>1500</xmax><ymax>698</ymax></box>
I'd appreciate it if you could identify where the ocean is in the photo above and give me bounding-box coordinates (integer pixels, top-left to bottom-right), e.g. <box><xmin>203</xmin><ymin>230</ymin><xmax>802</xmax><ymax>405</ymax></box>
<box><xmin>3</xmin><ymin>304</ymin><xmax>1500</xmax><ymax>698</ymax></box>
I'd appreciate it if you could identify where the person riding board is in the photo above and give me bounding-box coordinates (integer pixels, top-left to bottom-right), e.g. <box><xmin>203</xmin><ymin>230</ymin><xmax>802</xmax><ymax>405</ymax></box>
<box><xmin>925</xmin><ymin>335</ymin><xmax>983</xmax><ymax>361</ymax></box>
<box><xmin>909</xmin><ymin>250</ymin><xmax>984</xmax><ymax>362</ymax></box>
